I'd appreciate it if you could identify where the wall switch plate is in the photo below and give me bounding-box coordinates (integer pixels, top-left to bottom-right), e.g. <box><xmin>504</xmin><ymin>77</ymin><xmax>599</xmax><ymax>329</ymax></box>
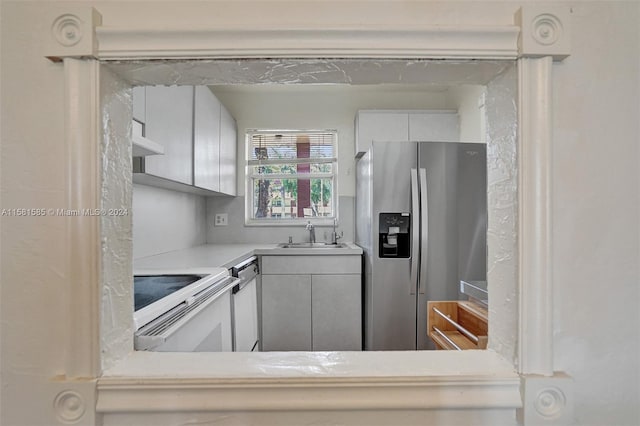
<box><xmin>214</xmin><ymin>213</ymin><xmax>228</xmax><ymax>226</ymax></box>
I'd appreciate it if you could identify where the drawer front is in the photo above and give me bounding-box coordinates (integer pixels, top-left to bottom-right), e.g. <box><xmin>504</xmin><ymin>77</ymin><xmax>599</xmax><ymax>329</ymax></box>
<box><xmin>261</xmin><ymin>255</ymin><xmax>361</xmax><ymax>275</ymax></box>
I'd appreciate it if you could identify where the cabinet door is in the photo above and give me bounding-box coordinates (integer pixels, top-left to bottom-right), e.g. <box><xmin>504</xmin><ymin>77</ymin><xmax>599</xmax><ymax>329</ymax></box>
<box><xmin>144</xmin><ymin>86</ymin><xmax>194</xmax><ymax>185</ymax></box>
<box><xmin>312</xmin><ymin>275</ymin><xmax>362</xmax><ymax>351</ymax></box>
<box><xmin>356</xmin><ymin>111</ymin><xmax>408</xmax><ymax>155</ymax></box>
<box><xmin>261</xmin><ymin>274</ymin><xmax>312</xmax><ymax>351</ymax></box>
<box><xmin>408</xmin><ymin>112</ymin><xmax>459</xmax><ymax>142</ymax></box>
<box><xmin>132</xmin><ymin>86</ymin><xmax>145</xmax><ymax>124</ymax></box>
<box><xmin>219</xmin><ymin>105</ymin><xmax>237</xmax><ymax>196</ymax></box>
<box><xmin>194</xmin><ymin>86</ymin><xmax>221</xmax><ymax>192</ymax></box>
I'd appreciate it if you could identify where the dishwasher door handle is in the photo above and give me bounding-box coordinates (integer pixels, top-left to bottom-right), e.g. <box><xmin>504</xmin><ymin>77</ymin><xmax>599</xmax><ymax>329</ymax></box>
<box><xmin>236</xmin><ymin>264</ymin><xmax>258</xmax><ymax>282</ymax></box>
<box><xmin>231</xmin><ymin>256</ymin><xmax>258</xmax><ymax>275</ymax></box>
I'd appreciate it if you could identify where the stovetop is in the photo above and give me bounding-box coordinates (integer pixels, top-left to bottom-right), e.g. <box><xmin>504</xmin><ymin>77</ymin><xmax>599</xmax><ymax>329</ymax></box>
<box><xmin>132</xmin><ymin>267</ymin><xmax>230</xmax><ymax>330</ymax></box>
<box><xmin>134</xmin><ymin>275</ymin><xmax>203</xmax><ymax>311</ymax></box>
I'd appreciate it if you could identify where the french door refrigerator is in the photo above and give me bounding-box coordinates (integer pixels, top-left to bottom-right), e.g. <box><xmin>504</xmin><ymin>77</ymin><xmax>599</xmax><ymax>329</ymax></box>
<box><xmin>356</xmin><ymin>141</ymin><xmax>487</xmax><ymax>350</ymax></box>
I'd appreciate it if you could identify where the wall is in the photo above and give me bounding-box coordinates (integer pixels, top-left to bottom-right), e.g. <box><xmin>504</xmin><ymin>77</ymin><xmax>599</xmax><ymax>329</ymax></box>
<box><xmin>551</xmin><ymin>3</ymin><xmax>639</xmax><ymax>424</ymax></box>
<box><xmin>207</xmin><ymin>84</ymin><xmax>465</xmax><ymax>244</ymax></box>
<box><xmin>452</xmin><ymin>85</ymin><xmax>486</xmax><ymax>144</ymax></box>
<box><xmin>0</xmin><ymin>1</ymin><xmax>638</xmax><ymax>426</ymax></box>
<box><xmin>212</xmin><ymin>84</ymin><xmax>459</xmax><ymax>197</ymax></box>
<box><xmin>132</xmin><ymin>184</ymin><xmax>207</xmax><ymax>259</ymax></box>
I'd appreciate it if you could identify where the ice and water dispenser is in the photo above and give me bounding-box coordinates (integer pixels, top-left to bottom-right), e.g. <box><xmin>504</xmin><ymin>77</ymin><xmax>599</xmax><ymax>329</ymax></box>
<box><xmin>378</xmin><ymin>213</ymin><xmax>411</xmax><ymax>258</ymax></box>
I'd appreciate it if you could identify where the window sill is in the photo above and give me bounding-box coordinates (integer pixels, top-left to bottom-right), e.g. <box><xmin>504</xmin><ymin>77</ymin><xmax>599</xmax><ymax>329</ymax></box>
<box><xmin>97</xmin><ymin>350</ymin><xmax>521</xmax><ymax>413</ymax></box>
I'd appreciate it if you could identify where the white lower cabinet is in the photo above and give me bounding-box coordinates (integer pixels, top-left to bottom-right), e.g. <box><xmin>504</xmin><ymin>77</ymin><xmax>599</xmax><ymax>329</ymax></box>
<box><xmin>261</xmin><ymin>274</ymin><xmax>312</xmax><ymax>351</ymax></box>
<box><xmin>311</xmin><ymin>274</ymin><xmax>361</xmax><ymax>351</ymax></box>
<box><xmin>261</xmin><ymin>255</ymin><xmax>362</xmax><ymax>351</ymax></box>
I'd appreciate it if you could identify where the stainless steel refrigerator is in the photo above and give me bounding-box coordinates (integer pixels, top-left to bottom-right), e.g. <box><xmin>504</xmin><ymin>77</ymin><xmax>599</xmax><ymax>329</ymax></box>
<box><xmin>356</xmin><ymin>141</ymin><xmax>487</xmax><ymax>350</ymax></box>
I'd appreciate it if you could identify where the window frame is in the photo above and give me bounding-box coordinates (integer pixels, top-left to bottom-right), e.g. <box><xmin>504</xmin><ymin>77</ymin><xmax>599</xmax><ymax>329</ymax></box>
<box><xmin>244</xmin><ymin>129</ymin><xmax>339</xmax><ymax>226</ymax></box>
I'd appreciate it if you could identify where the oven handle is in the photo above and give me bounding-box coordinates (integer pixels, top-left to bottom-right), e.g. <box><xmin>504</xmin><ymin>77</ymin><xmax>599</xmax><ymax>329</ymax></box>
<box><xmin>135</xmin><ymin>277</ymin><xmax>240</xmax><ymax>351</ymax></box>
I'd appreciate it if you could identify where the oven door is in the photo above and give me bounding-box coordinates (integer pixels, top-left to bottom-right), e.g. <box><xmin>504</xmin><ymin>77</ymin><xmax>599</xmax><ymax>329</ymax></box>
<box><xmin>135</xmin><ymin>276</ymin><xmax>238</xmax><ymax>351</ymax></box>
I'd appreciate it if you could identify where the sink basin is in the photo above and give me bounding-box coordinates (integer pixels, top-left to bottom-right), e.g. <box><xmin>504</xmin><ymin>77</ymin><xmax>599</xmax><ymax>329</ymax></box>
<box><xmin>278</xmin><ymin>242</ymin><xmax>348</xmax><ymax>249</ymax></box>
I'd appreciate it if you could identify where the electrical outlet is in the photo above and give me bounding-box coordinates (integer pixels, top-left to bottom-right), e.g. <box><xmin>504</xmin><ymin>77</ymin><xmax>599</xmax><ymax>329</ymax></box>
<box><xmin>214</xmin><ymin>213</ymin><xmax>228</xmax><ymax>226</ymax></box>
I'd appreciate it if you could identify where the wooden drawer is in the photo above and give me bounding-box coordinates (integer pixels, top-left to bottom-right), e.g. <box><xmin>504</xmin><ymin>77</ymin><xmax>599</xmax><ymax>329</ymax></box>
<box><xmin>427</xmin><ymin>301</ymin><xmax>488</xmax><ymax>350</ymax></box>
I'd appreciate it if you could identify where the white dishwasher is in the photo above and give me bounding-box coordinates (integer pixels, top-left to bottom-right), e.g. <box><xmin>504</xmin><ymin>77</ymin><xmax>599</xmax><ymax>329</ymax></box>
<box><xmin>230</xmin><ymin>257</ymin><xmax>260</xmax><ymax>352</ymax></box>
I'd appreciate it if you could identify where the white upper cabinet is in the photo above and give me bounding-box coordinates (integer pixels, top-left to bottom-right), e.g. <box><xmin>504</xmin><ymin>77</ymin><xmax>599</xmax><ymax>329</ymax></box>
<box><xmin>355</xmin><ymin>110</ymin><xmax>460</xmax><ymax>157</ymax></box>
<box><xmin>355</xmin><ymin>111</ymin><xmax>408</xmax><ymax>156</ymax></box>
<box><xmin>219</xmin><ymin>105</ymin><xmax>237</xmax><ymax>196</ymax></box>
<box><xmin>132</xmin><ymin>86</ymin><xmax>146</xmax><ymax>124</ymax></box>
<box><xmin>144</xmin><ymin>86</ymin><xmax>195</xmax><ymax>185</ymax></box>
<box><xmin>133</xmin><ymin>85</ymin><xmax>238</xmax><ymax>196</ymax></box>
<box><xmin>408</xmin><ymin>112</ymin><xmax>459</xmax><ymax>142</ymax></box>
<box><xmin>194</xmin><ymin>86</ymin><xmax>221</xmax><ymax>192</ymax></box>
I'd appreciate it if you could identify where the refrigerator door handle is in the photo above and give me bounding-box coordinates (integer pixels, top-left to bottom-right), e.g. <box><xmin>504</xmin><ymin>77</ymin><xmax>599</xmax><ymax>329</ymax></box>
<box><xmin>410</xmin><ymin>168</ymin><xmax>419</xmax><ymax>295</ymax></box>
<box><xmin>419</xmin><ymin>168</ymin><xmax>428</xmax><ymax>295</ymax></box>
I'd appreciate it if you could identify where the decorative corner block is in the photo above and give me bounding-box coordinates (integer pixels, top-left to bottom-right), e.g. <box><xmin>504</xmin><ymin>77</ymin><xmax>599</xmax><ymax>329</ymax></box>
<box><xmin>515</xmin><ymin>6</ymin><xmax>571</xmax><ymax>60</ymax></box>
<box><xmin>49</xmin><ymin>378</ymin><xmax>97</xmax><ymax>425</ymax></box>
<box><xmin>45</xmin><ymin>7</ymin><xmax>102</xmax><ymax>62</ymax></box>
<box><xmin>518</xmin><ymin>372</ymin><xmax>573</xmax><ymax>426</ymax></box>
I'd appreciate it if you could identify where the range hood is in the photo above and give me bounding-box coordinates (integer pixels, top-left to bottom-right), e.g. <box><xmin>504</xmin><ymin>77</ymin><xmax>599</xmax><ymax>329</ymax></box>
<box><xmin>132</xmin><ymin>120</ymin><xmax>164</xmax><ymax>157</ymax></box>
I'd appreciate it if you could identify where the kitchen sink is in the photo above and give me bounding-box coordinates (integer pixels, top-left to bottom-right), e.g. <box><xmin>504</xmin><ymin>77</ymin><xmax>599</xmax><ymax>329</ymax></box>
<box><xmin>278</xmin><ymin>242</ymin><xmax>348</xmax><ymax>249</ymax></box>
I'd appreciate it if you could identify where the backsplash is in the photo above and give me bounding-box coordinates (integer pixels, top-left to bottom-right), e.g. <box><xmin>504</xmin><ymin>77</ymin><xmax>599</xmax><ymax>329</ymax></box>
<box><xmin>206</xmin><ymin>196</ymin><xmax>355</xmax><ymax>244</ymax></box>
<box><xmin>133</xmin><ymin>183</ymin><xmax>207</xmax><ymax>259</ymax></box>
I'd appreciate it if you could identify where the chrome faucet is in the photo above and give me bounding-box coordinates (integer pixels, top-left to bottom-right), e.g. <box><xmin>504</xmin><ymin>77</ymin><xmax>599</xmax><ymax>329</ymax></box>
<box><xmin>306</xmin><ymin>221</ymin><xmax>316</xmax><ymax>243</ymax></box>
<box><xmin>331</xmin><ymin>218</ymin><xmax>343</xmax><ymax>244</ymax></box>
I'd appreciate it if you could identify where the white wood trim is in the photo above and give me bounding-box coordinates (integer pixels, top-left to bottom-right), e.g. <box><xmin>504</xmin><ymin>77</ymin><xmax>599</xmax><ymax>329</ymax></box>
<box><xmin>96</xmin><ymin>375</ymin><xmax>521</xmax><ymax>413</ymax></box>
<box><xmin>517</xmin><ymin>57</ymin><xmax>554</xmax><ymax>376</ymax></box>
<box><xmin>64</xmin><ymin>58</ymin><xmax>101</xmax><ymax>378</ymax></box>
<box><xmin>96</xmin><ymin>26</ymin><xmax>520</xmax><ymax>60</ymax></box>
<box><xmin>43</xmin><ymin>4</ymin><xmax>572</xmax><ymax>423</ymax></box>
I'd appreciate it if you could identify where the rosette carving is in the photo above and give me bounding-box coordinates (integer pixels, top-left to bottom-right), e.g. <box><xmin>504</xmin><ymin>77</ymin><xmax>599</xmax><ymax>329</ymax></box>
<box><xmin>532</xmin><ymin>14</ymin><xmax>563</xmax><ymax>46</ymax></box>
<box><xmin>52</xmin><ymin>14</ymin><xmax>83</xmax><ymax>47</ymax></box>
<box><xmin>54</xmin><ymin>390</ymin><xmax>86</xmax><ymax>423</ymax></box>
<box><xmin>515</xmin><ymin>6</ymin><xmax>571</xmax><ymax>60</ymax></box>
<box><xmin>534</xmin><ymin>386</ymin><xmax>566</xmax><ymax>419</ymax></box>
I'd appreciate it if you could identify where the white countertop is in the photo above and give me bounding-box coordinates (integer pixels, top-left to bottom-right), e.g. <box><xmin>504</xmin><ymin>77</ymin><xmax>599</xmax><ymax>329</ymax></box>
<box><xmin>134</xmin><ymin>242</ymin><xmax>362</xmax><ymax>271</ymax></box>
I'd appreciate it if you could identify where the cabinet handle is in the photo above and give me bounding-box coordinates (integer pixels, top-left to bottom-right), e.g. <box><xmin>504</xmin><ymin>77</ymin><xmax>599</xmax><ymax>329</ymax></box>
<box><xmin>432</xmin><ymin>326</ymin><xmax>462</xmax><ymax>351</ymax></box>
<box><xmin>432</xmin><ymin>306</ymin><xmax>479</xmax><ymax>344</ymax></box>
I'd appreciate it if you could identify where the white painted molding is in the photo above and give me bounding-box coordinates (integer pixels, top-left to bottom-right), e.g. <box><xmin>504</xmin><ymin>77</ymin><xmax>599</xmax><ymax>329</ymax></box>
<box><xmin>97</xmin><ymin>375</ymin><xmax>521</xmax><ymax>413</ymax></box>
<box><xmin>45</xmin><ymin>8</ymin><xmax>102</xmax><ymax>61</ymax></box>
<box><xmin>517</xmin><ymin>373</ymin><xmax>574</xmax><ymax>425</ymax></box>
<box><xmin>95</xmin><ymin>26</ymin><xmax>520</xmax><ymax>60</ymax></box>
<box><xmin>516</xmin><ymin>6</ymin><xmax>571</xmax><ymax>60</ymax></box>
<box><xmin>517</xmin><ymin>56</ymin><xmax>554</xmax><ymax>377</ymax></box>
<box><xmin>50</xmin><ymin>379</ymin><xmax>98</xmax><ymax>426</ymax></box>
<box><xmin>44</xmin><ymin>4</ymin><xmax>572</xmax><ymax>423</ymax></box>
<box><xmin>63</xmin><ymin>58</ymin><xmax>102</xmax><ymax>379</ymax></box>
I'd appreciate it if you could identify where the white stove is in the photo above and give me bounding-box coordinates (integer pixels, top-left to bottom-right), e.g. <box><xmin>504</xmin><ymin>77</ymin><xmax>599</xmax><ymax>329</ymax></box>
<box><xmin>133</xmin><ymin>267</ymin><xmax>238</xmax><ymax>351</ymax></box>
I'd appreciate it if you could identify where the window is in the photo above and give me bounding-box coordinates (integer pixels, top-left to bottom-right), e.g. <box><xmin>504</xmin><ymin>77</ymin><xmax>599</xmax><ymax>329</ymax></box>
<box><xmin>246</xmin><ymin>130</ymin><xmax>337</xmax><ymax>225</ymax></box>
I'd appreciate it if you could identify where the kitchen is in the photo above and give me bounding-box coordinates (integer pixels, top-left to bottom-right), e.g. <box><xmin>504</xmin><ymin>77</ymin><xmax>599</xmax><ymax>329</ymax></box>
<box><xmin>123</xmin><ymin>59</ymin><xmax>512</xmax><ymax>355</ymax></box>
<box><xmin>4</xmin><ymin>2</ymin><xmax>637</xmax><ymax>425</ymax></box>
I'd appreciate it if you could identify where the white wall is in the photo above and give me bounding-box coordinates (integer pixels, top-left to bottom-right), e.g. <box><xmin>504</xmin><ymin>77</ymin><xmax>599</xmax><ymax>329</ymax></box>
<box><xmin>207</xmin><ymin>84</ymin><xmax>460</xmax><ymax>244</ymax></box>
<box><xmin>451</xmin><ymin>85</ymin><xmax>486</xmax><ymax>144</ymax></box>
<box><xmin>1</xmin><ymin>2</ymin><xmax>638</xmax><ymax>426</ymax></box>
<box><xmin>132</xmin><ymin>184</ymin><xmax>207</xmax><ymax>259</ymax></box>
<box><xmin>551</xmin><ymin>4</ymin><xmax>639</xmax><ymax>424</ymax></box>
<box><xmin>212</xmin><ymin>84</ymin><xmax>459</xmax><ymax>197</ymax></box>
